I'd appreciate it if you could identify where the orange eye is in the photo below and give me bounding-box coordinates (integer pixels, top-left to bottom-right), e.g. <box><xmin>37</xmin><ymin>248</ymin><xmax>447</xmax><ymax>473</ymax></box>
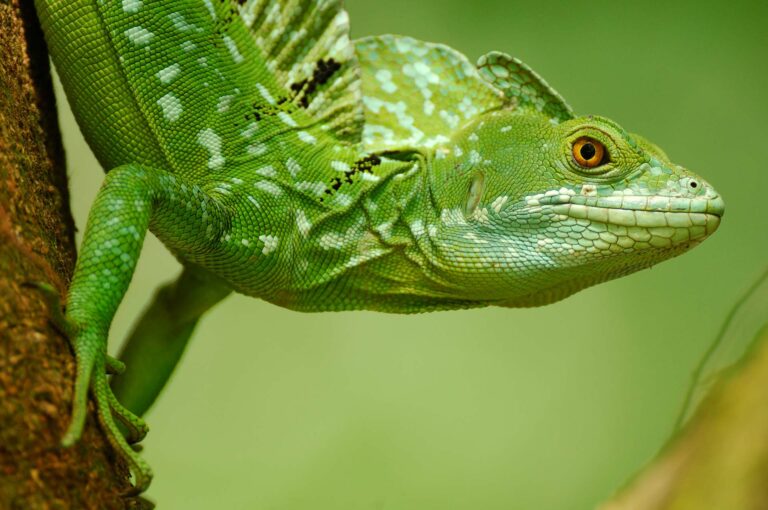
<box><xmin>572</xmin><ymin>138</ymin><xmax>606</xmax><ymax>168</ymax></box>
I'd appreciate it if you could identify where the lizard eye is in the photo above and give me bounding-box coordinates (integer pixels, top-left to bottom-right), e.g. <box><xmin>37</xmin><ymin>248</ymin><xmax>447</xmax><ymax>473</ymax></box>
<box><xmin>572</xmin><ymin>137</ymin><xmax>607</xmax><ymax>168</ymax></box>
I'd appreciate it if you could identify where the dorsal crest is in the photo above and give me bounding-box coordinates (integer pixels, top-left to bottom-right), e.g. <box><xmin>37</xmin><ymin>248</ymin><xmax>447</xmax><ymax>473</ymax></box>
<box><xmin>239</xmin><ymin>0</ymin><xmax>364</xmax><ymax>143</ymax></box>
<box><xmin>356</xmin><ymin>36</ymin><xmax>575</xmax><ymax>154</ymax></box>
<box><xmin>355</xmin><ymin>35</ymin><xmax>506</xmax><ymax>152</ymax></box>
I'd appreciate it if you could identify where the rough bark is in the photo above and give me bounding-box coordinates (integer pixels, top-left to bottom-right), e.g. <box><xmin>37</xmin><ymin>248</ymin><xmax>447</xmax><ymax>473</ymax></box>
<box><xmin>0</xmin><ymin>1</ymin><xmax>148</xmax><ymax>507</ymax></box>
<box><xmin>601</xmin><ymin>327</ymin><xmax>768</xmax><ymax>510</ymax></box>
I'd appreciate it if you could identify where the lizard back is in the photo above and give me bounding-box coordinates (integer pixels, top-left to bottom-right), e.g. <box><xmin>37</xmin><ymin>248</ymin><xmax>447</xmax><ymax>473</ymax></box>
<box><xmin>35</xmin><ymin>0</ymin><xmax>364</xmax><ymax>186</ymax></box>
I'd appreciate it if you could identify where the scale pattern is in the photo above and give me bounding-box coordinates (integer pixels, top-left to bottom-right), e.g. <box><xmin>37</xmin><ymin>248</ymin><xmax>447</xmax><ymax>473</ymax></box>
<box><xmin>32</xmin><ymin>0</ymin><xmax>725</xmax><ymax>496</ymax></box>
<box><xmin>478</xmin><ymin>51</ymin><xmax>574</xmax><ymax>122</ymax></box>
<box><xmin>240</xmin><ymin>0</ymin><xmax>364</xmax><ymax>143</ymax></box>
<box><xmin>356</xmin><ymin>35</ymin><xmax>505</xmax><ymax>151</ymax></box>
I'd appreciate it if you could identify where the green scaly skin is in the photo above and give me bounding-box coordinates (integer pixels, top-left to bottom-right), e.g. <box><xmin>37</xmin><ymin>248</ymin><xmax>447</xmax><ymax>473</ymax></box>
<box><xmin>33</xmin><ymin>0</ymin><xmax>723</xmax><ymax>494</ymax></box>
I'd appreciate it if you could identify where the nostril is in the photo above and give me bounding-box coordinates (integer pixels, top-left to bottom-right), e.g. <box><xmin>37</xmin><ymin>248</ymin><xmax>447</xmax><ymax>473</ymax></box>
<box><xmin>689</xmin><ymin>180</ymin><xmax>699</xmax><ymax>189</ymax></box>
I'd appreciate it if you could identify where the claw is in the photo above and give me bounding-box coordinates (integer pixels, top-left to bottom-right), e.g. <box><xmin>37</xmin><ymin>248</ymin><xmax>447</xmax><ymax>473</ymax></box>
<box><xmin>106</xmin><ymin>355</ymin><xmax>126</xmax><ymax>375</ymax></box>
<box><xmin>93</xmin><ymin>373</ymin><xmax>153</xmax><ymax>493</ymax></box>
<box><xmin>106</xmin><ymin>387</ymin><xmax>148</xmax><ymax>444</ymax></box>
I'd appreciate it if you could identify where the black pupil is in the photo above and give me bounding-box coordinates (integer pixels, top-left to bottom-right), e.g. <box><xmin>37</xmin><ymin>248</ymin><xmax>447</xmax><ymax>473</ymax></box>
<box><xmin>580</xmin><ymin>143</ymin><xmax>597</xmax><ymax>161</ymax></box>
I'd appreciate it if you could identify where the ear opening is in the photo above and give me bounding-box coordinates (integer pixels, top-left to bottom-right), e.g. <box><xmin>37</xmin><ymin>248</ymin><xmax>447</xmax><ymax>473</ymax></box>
<box><xmin>464</xmin><ymin>171</ymin><xmax>486</xmax><ymax>216</ymax></box>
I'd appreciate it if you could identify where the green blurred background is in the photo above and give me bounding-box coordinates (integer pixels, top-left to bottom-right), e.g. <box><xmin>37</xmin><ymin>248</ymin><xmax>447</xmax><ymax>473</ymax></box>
<box><xmin>52</xmin><ymin>0</ymin><xmax>767</xmax><ymax>508</ymax></box>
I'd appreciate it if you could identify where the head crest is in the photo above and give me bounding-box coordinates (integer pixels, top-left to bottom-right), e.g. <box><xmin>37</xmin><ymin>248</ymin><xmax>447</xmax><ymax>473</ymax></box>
<box><xmin>477</xmin><ymin>51</ymin><xmax>574</xmax><ymax>122</ymax></box>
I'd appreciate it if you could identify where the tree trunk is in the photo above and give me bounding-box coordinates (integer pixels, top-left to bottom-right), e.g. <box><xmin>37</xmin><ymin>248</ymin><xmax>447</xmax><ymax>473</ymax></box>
<box><xmin>0</xmin><ymin>1</ymin><xmax>148</xmax><ymax>507</ymax></box>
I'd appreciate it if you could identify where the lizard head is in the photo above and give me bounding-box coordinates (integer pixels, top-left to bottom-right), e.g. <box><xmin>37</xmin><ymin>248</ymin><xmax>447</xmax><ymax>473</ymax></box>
<box><xmin>427</xmin><ymin>110</ymin><xmax>724</xmax><ymax>306</ymax></box>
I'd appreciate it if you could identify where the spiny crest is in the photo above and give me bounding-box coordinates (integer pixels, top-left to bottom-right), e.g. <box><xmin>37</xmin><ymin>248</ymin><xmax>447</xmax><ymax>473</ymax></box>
<box><xmin>240</xmin><ymin>0</ymin><xmax>363</xmax><ymax>143</ymax></box>
<box><xmin>356</xmin><ymin>35</ymin><xmax>575</xmax><ymax>154</ymax></box>
<box><xmin>477</xmin><ymin>51</ymin><xmax>574</xmax><ymax>122</ymax></box>
<box><xmin>355</xmin><ymin>35</ymin><xmax>505</xmax><ymax>153</ymax></box>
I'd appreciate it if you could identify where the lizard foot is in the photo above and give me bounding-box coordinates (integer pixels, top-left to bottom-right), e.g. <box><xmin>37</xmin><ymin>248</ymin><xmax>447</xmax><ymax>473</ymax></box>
<box><xmin>28</xmin><ymin>282</ymin><xmax>152</xmax><ymax>493</ymax></box>
<box><xmin>60</xmin><ymin>333</ymin><xmax>153</xmax><ymax>494</ymax></box>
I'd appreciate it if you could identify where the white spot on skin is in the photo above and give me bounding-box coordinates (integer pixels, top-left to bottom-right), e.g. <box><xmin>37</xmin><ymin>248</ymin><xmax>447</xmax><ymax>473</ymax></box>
<box><xmin>491</xmin><ymin>195</ymin><xmax>509</xmax><ymax>213</ymax></box>
<box><xmin>247</xmin><ymin>143</ymin><xmax>267</xmax><ymax>157</ymax></box>
<box><xmin>122</xmin><ymin>0</ymin><xmax>142</xmax><ymax>13</ymax></box>
<box><xmin>181</xmin><ymin>41</ymin><xmax>196</xmax><ymax>52</ymax></box>
<box><xmin>259</xmin><ymin>235</ymin><xmax>278</xmax><ymax>255</ymax></box>
<box><xmin>285</xmin><ymin>158</ymin><xmax>301</xmax><ymax>177</ymax></box>
<box><xmin>362</xmin><ymin>123</ymin><xmax>396</xmax><ymax>146</ymax></box>
<box><xmin>472</xmin><ymin>207</ymin><xmax>490</xmax><ymax>223</ymax></box>
<box><xmin>334</xmin><ymin>193</ymin><xmax>352</xmax><ymax>207</ymax></box>
<box><xmin>375</xmin><ymin>222</ymin><xmax>392</xmax><ymax>237</ymax></box>
<box><xmin>318</xmin><ymin>232</ymin><xmax>346</xmax><ymax>250</ymax></box>
<box><xmin>500</xmin><ymin>126</ymin><xmax>512</xmax><ymax>133</ymax></box>
<box><xmin>278</xmin><ymin>112</ymin><xmax>298</xmax><ymax>127</ymax></box>
<box><xmin>156</xmin><ymin>63</ymin><xmax>181</xmax><ymax>84</ymax></box>
<box><xmin>247</xmin><ymin>195</ymin><xmax>260</xmax><ymax>208</ymax></box>
<box><xmin>217</xmin><ymin>94</ymin><xmax>235</xmax><ymax>112</ymax></box>
<box><xmin>457</xmin><ymin>96</ymin><xmax>478</xmax><ymax>119</ymax></box>
<box><xmin>331</xmin><ymin>161</ymin><xmax>350</xmax><ymax>172</ymax></box>
<box><xmin>296</xmin><ymin>210</ymin><xmax>311</xmax><ymax>237</ymax></box>
<box><xmin>345</xmin><ymin>248</ymin><xmax>387</xmax><ymax>269</ymax></box>
<box><xmin>256</xmin><ymin>84</ymin><xmax>276</xmax><ymax>105</ymax></box>
<box><xmin>463</xmin><ymin>232</ymin><xmax>488</xmax><ymax>244</ymax></box>
<box><xmin>410</xmin><ymin>220</ymin><xmax>425</xmax><ymax>236</ymax></box>
<box><xmin>375</xmin><ymin>69</ymin><xmax>397</xmax><ymax>93</ymax></box>
<box><xmin>296</xmin><ymin>181</ymin><xmax>326</xmax><ymax>196</ymax></box>
<box><xmin>169</xmin><ymin>12</ymin><xmax>196</xmax><ymax>32</ymax></box>
<box><xmin>297</xmin><ymin>131</ymin><xmax>317</xmax><ymax>144</ymax></box>
<box><xmin>157</xmin><ymin>93</ymin><xmax>182</xmax><ymax>122</ymax></box>
<box><xmin>363</xmin><ymin>97</ymin><xmax>423</xmax><ymax>146</ymax></box>
<box><xmin>197</xmin><ymin>128</ymin><xmax>224</xmax><ymax>169</ymax></box>
<box><xmin>222</xmin><ymin>35</ymin><xmax>244</xmax><ymax>63</ymax></box>
<box><xmin>202</xmin><ymin>0</ymin><xmax>216</xmax><ymax>19</ymax></box>
<box><xmin>440</xmin><ymin>109</ymin><xmax>460</xmax><ymax>129</ymax></box>
<box><xmin>240</xmin><ymin>122</ymin><xmax>258</xmax><ymax>138</ymax></box>
<box><xmin>441</xmin><ymin>208</ymin><xmax>467</xmax><ymax>226</ymax></box>
<box><xmin>255</xmin><ymin>165</ymin><xmax>276</xmax><ymax>177</ymax></box>
<box><xmin>241</xmin><ymin>239</ymin><xmax>251</xmax><ymax>247</ymax></box>
<box><xmin>125</xmin><ymin>26</ymin><xmax>153</xmax><ymax>46</ymax></box>
<box><xmin>255</xmin><ymin>181</ymin><xmax>281</xmax><ymax>195</ymax></box>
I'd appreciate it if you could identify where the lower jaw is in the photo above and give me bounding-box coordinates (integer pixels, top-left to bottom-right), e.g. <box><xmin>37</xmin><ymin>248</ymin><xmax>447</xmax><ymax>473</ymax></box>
<box><xmin>548</xmin><ymin>207</ymin><xmax>721</xmax><ymax>249</ymax></box>
<box><xmin>539</xmin><ymin>216</ymin><xmax>719</xmax><ymax>257</ymax></box>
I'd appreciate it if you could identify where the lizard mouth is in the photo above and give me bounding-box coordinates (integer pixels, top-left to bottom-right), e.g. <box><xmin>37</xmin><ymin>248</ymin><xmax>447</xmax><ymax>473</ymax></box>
<box><xmin>535</xmin><ymin>193</ymin><xmax>724</xmax><ymax>245</ymax></box>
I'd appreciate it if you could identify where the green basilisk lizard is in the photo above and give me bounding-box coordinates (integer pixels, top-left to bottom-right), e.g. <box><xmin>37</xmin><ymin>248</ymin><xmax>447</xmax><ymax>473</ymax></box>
<box><xmin>33</xmin><ymin>0</ymin><xmax>724</xmax><ymax>493</ymax></box>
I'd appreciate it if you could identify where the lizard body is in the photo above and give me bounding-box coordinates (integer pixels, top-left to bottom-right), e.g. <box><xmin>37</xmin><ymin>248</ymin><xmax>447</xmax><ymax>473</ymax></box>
<box><xmin>33</xmin><ymin>0</ymin><xmax>724</xmax><ymax>493</ymax></box>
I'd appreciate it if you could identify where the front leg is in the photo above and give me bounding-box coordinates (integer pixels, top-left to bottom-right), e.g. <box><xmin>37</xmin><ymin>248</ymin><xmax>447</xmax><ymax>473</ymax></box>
<box><xmin>62</xmin><ymin>164</ymin><xmax>229</xmax><ymax>493</ymax></box>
